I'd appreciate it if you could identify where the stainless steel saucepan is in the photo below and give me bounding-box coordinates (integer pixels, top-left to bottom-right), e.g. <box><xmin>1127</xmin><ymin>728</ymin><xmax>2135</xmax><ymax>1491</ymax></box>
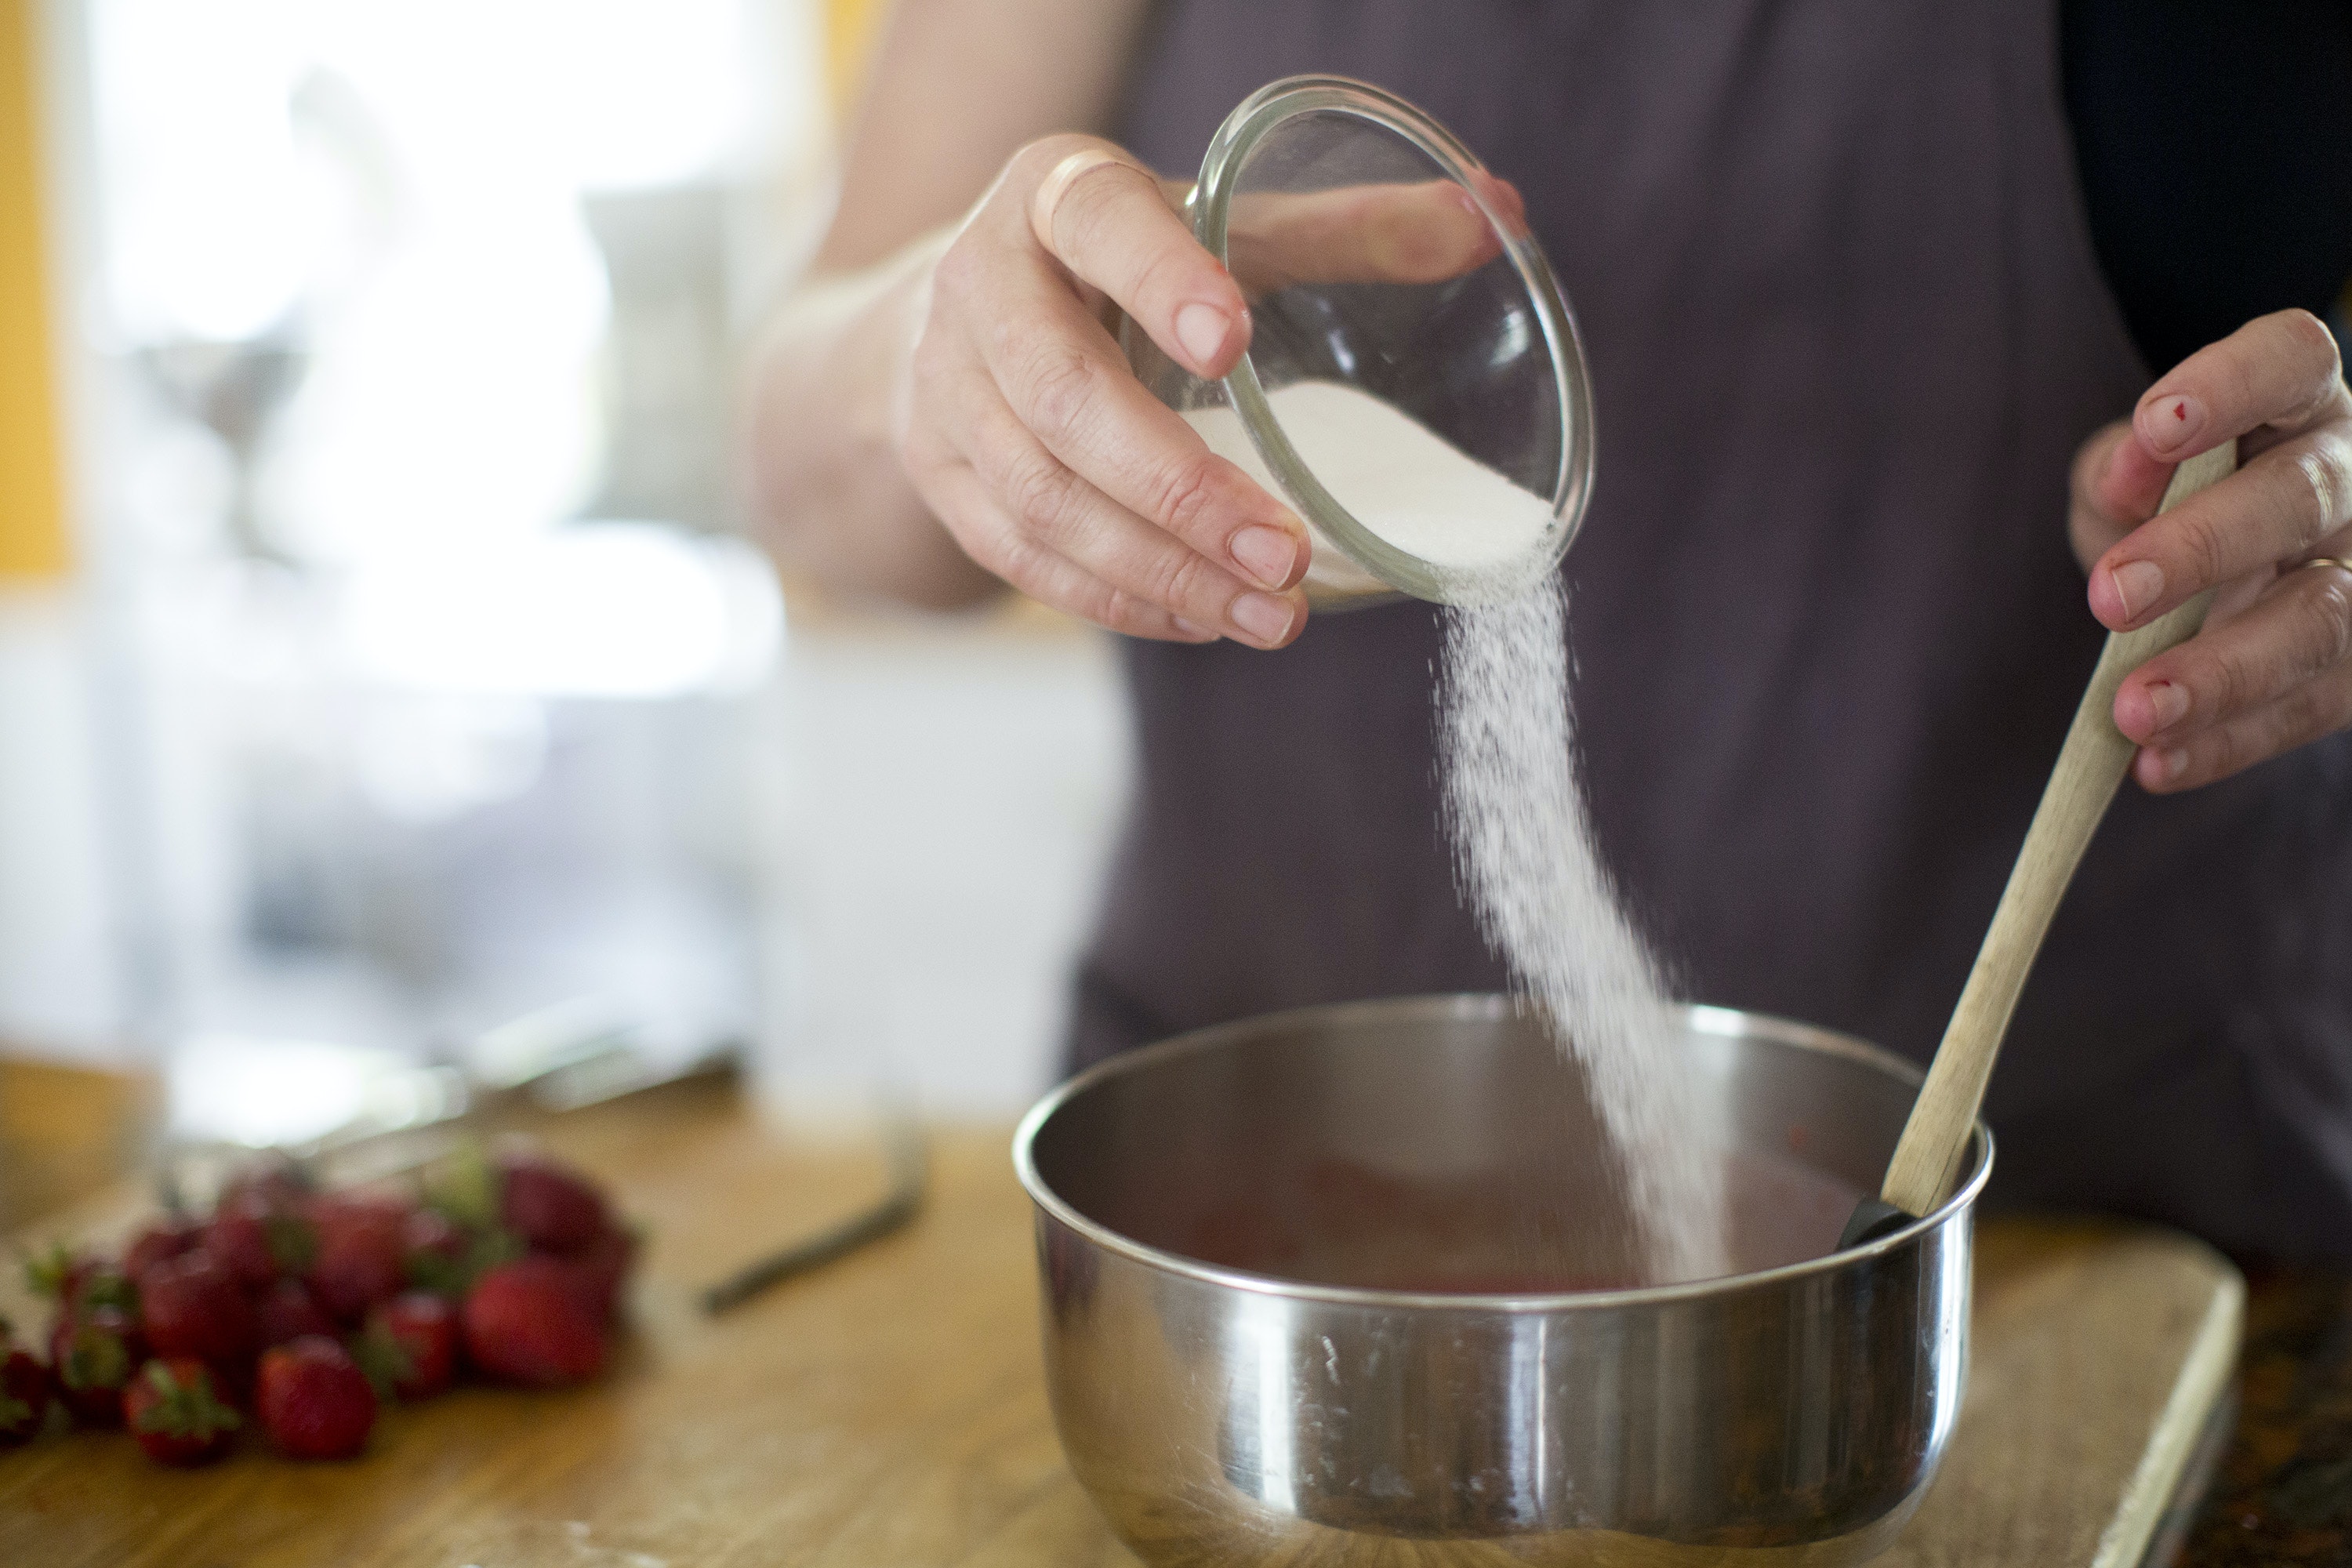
<box><xmin>1014</xmin><ymin>994</ymin><xmax>1989</xmax><ymax>1566</ymax></box>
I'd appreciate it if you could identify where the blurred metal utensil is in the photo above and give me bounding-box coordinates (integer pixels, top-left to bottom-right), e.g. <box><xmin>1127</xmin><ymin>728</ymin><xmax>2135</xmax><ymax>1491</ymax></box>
<box><xmin>699</xmin><ymin>1120</ymin><xmax>927</xmax><ymax>1315</ymax></box>
<box><xmin>154</xmin><ymin>1025</ymin><xmax>739</xmax><ymax>1214</ymax></box>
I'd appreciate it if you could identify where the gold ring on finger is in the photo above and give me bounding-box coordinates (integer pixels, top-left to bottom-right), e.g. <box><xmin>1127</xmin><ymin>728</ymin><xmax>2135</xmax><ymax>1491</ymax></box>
<box><xmin>2296</xmin><ymin>556</ymin><xmax>2352</xmax><ymax>576</ymax></box>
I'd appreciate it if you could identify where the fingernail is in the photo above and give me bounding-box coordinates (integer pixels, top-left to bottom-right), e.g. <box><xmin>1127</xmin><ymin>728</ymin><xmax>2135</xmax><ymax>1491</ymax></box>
<box><xmin>1231</xmin><ymin>592</ymin><xmax>1294</xmax><ymax>646</ymax></box>
<box><xmin>1174</xmin><ymin>303</ymin><xmax>1230</xmax><ymax>371</ymax></box>
<box><xmin>2108</xmin><ymin>559</ymin><xmax>2166</xmax><ymax>619</ymax></box>
<box><xmin>2144</xmin><ymin>681</ymin><xmax>2190</xmax><ymax>731</ymax></box>
<box><xmin>2144</xmin><ymin>394</ymin><xmax>2207</xmax><ymax>454</ymax></box>
<box><xmin>2157</xmin><ymin>746</ymin><xmax>2189</xmax><ymax>783</ymax></box>
<box><xmin>1172</xmin><ymin>617</ymin><xmax>1217</xmax><ymax>641</ymax></box>
<box><xmin>1229</xmin><ymin>524</ymin><xmax>1300</xmax><ymax>589</ymax></box>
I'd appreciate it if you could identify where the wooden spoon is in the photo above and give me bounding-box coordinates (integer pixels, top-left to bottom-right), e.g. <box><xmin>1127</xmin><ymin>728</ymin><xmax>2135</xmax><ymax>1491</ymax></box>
<box><xmin>1840</xmin><ymin>439</ymin><xmax>2239</xmax><ymax>1249</ymax></box>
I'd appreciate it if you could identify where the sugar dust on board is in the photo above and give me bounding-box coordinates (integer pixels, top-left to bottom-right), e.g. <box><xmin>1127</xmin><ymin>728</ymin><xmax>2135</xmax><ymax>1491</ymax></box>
<box><xmin>1176</xmin><ymin>1149</ymin><xmax>1860</xmax><ymax>1294</ymax></box>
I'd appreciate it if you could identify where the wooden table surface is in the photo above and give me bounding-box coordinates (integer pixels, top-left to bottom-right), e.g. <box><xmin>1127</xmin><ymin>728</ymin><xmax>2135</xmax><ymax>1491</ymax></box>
<box><xmin>0</xmin><ymin>1056</ymin><xmax>158</xmax><ymax>1232</ymax></box>
<box><xmin>0</xmin><ymin>1074</ymin><xmax>2252</xmax><ymax>1566</ymax></box>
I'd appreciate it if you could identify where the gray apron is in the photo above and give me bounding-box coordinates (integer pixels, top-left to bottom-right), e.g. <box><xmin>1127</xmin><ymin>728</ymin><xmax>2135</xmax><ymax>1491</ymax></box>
<box><xmin>1080</xmin><ymin>0</ymin><xmax>2352</xmax><ymax>1261</ymax></box>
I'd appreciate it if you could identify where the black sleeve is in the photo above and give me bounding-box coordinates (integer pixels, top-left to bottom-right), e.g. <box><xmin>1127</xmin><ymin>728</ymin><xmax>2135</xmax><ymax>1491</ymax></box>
<box><xmin>2062</xmin><ymin>0</ymin><xmax>2352</xmax><ymax>376</ymax></box>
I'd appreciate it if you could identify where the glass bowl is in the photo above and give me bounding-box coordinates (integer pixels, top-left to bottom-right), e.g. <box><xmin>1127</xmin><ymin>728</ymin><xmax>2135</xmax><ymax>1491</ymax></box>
<box><xmin>1124</xmin><ymin>75</ymin><xmax>1595</xmax><ymax>608</ymax></box>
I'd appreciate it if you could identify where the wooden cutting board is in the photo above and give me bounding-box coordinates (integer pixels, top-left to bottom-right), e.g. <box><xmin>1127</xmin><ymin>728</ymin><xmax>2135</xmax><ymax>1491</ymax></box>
<box><xmin>0</xmin><ymin>1080</ymin><xmax>2241</xmax><ymax>1567</ymax></box>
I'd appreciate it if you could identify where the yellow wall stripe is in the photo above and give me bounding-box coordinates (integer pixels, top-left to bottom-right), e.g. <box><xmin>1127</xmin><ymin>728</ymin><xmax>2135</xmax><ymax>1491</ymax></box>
<box><xmin>823</xmin><ymin>0</ymin><xmax>888</xmax><ymax>125</ymax></box>
<box><xmin>0</xmin><ymin>0</ymin><xmax>70</xmax><ymax>582</ymax></box>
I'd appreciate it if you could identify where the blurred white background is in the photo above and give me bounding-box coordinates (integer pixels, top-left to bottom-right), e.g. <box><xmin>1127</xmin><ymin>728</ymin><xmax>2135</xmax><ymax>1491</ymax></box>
<box><xmin>0</xmin><ymin>0</ymin><xmax>1128</xmax><ymax>1135</ymax></box>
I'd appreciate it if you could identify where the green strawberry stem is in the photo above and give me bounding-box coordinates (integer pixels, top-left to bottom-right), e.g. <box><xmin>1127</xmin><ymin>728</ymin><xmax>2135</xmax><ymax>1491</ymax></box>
<box><xmin>263</xmin><ymin>1214</ymin><xmax>318</xmax><ymax>1272</ymax></box>
<box><xmin>133</xmin><ymin>1363</ymin><xmax>240</xmax><ymax>1439</ymax></box>
<box><xmin>422</xmin><ymin>1143</ymin><xmax>499</xmax><ymax>1232</ymax></box>
<box><xmin>79</xmin><ymin>1272</ymin><xmax>137</xmax><ymax>1313</ymax></box>
<box><xmin>351</xmin><ymin>1326</ymin><xmax>415</xmax><ymax>1400</ymax></box>
<box><xmin>20</xmin><ymin>1243</ymin><xmax>75</xmax><ymax>1300</ymax></box>
<box><xmin>60</xmin><ymin>1327</ymin><xmax>128</xmax><ymax>1391</ymax></box>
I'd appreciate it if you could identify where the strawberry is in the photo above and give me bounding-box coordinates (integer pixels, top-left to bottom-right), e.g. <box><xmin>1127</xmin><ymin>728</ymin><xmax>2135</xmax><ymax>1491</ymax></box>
<box><xmin>205</xmin><ymin>1206</ymin><xmax>273</xmax><ymax>1285</ymax></box>
<box><xmin>0</xmin><ymin>1318</ymin><xmax>50</xmax><ymax>1446</ymax></box>
<box><xmin>47</xmin><ymin>1305</ymin><xmax>143</xmax><ymax>1425</ymax></box>
<box><xmin>305</xmin><ymin>1192</ymin><xmax>411</xmax><ymax>1236</ymax></box>
<box><xmin>256</xmin><ymin>1279</ymin><xmax>337</xmax><ymax>1348</ymax></box>
<box><xmin>217</xmin><ymin>1157</ymin><xmax>311</xmax><ymax>1215</ymax></box>
<box><xmin>306</xmin><ymin>1197</ymin><xmax>407</xmax><ymax>1323</ymax></box>
<box><xmin>399</xmin><ymin>1206</ymin><xmax>495</xmax><ymax>1294</ymax></box>
<box><xmin>204</xmin><ymin>1196</ymin><xmax>315</xmax><ymax>1290</ymax></box>
<box><xmin>123</xmin><ymin>1218</ymin><xmax>200</xmax><ymax>1283</ymax></box>
<box><xmin>402</xmin><ymin>1207</ymin><xmax>466</xmax><ymax>1271</ymax></box>
<box><xmin>138</xmin><ymin>1250</ymin><xmax>260</xmax><ymax>1365</ymax></box>
<box><xmin>564</xmin><ymin>1227</ymin><xmax>637</xmax><ymax>1323</ymax></box>
<box><xmin>362</xmin><ymin>1292</ymin><xmax>456</xmax><ymax>1400</ymax></box>
<box><xmin>462</xmin><ymin>1258</ymin><xmax>608</xmax><ymax>1386</ymax></box>
<box><xmin>256</xmin><ymin>1336</ymin><xmax>376</xmax><ymax>1460</ymax></box>
<box><xmin>23</xmin><ymin>1243</ymin><xmax>136</xmax><ymax>1318</ymax></box>
<box><xmin>498</xmin><ymin>1152</ymin><xmax>612</xmax><ymax>1255</ymax></box>
<box><xmin>409</xmin><ymin>1229</ymin><xmax>523</xmax><ymax>1302</ymax></box>
<box><xmin>22</xmin><ymin>1242</ymin><xmax>95</xmax><ymax>1308</ymax></box>
<box><xmin>123</xmin><ymin>1358</ymin><xmax>238</xmax><ymax>1466</ymax></box>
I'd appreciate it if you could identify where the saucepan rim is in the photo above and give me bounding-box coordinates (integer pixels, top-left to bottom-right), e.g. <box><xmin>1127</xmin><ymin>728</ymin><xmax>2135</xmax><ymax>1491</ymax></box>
<box><xmin>1011</xmin><ymin>992</ymin><xmax>1991</xmax><ymax>1312</ymax></box>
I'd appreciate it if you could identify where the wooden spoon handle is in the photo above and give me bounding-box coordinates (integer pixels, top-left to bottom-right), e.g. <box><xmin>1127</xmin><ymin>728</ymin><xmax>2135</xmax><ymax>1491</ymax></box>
<box><xmin>1879</xmin><ymin>439</ymin><xmax>2239</xmax><ymax>1218</ymax></box>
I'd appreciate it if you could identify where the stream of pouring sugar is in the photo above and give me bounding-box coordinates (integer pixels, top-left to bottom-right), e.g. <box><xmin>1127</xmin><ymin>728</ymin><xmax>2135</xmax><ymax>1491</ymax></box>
<box><xmin>1440</xmin><ymin>576</ymin><xmax>1728</xmax><ymax>1283</ymax></box>
<box><xmin>1187</xmin><ymin>381</ymin><xmax>1727</xmax><ymax>1280</ymax></box>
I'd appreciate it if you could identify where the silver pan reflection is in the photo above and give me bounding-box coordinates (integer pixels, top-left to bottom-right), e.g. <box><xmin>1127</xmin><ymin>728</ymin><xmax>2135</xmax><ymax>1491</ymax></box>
<box><xmin>1015</xmin><ymin>995</ymin><xmax>1987</xmax><ymax>1566</ymax></box>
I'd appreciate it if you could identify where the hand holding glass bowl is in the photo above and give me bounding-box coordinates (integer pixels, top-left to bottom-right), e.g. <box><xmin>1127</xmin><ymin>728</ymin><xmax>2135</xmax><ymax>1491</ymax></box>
<box><xmin>893</xmin><ymin>80</ymin><xmax>1588</xmax><ymax>646</ymax></box>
